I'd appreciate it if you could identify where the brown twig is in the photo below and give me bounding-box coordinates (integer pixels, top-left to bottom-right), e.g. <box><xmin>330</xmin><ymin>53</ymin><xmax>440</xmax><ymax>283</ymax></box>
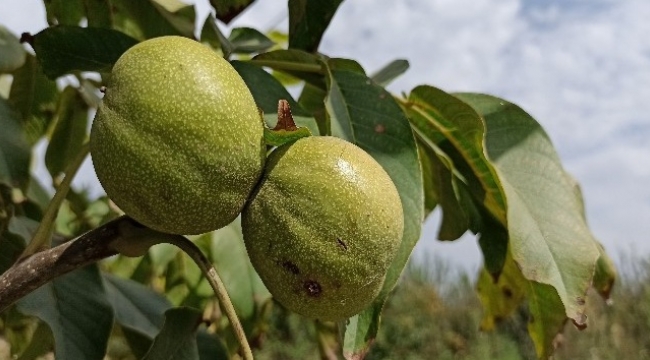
<box><xmin>0</xmin><ymin>215</ymin><xmax>254</xmax><ymax>359</ymax></box>
<box><xmin>0</xmin><ymin>215</ymin><xmax>130</xmax><ymax>312</ymax></box>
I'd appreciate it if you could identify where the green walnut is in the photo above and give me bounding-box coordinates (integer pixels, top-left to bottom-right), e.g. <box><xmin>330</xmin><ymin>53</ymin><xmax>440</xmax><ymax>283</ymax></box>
<box><xmin>90</xmin><ymin>36</ymin><xmax>265</xmax><ymax>235</ymax></box>
<box><xmin>242</xmin><ymin>136</ymin><xmax>404</xmax><ymax>321</ymax></box>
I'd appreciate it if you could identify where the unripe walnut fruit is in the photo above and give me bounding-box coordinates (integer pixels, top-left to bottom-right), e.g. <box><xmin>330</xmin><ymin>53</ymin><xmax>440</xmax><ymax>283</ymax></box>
<box><xmin>242</xmin><ymin>136</ymin><xmax>404</xmax><ymax>321</ymax></box>
<box><xmin>90</xmin><ymin>36</ymin><xmax>265</xmax><ymax>235</ymax></box>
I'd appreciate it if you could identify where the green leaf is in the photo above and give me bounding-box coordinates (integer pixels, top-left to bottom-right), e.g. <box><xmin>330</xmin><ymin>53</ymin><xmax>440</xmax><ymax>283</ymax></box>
<box><xmin>231</xmin><ymin>60</ymin><xmax>319</xmax><ymax>134</ymax></box>
<box><xmin>0</xmin><ymin>97</ymin><xmax>31</xmax><ymax>188</ymax></box>
<box><xmin>32</xmin><ymin>25</ymin><xmax>138</xmax><ymax>79</ymax></box>
<box><xmin>16</xmin><ymin>264</ymin><xmax>114</xmax><ymax>360</ymax></box>
<box><xmin>5</xmin><ymin>214</ymin><xmax>39</xmax><ymax>242</ymax></box>
<box><xmin>82</xmin><ymin>0</ymin><xmax>112</xmax><ymax>27</ymax></box>
<box><xmin>25</xmin><ymin>176</ymin><xmax>50</xmax><ymax>217</ymax></box>
<box><xmin>142</xmin><ymin>307</ymin><xmax>202</xmax><ymax>360</ymax></box>
<box><xmin>592</xmin><ymin>242</ymin><xmax>616</xmax><ymax>301</ymax></box>
<box><xmin>406</xmin><ymin>85</ymin><xmax>506</xmax><ymax>224</ymax></box>
<box><xmin>44</xmin><ymin>86</ymin><xmax>89</xmax><ymax>178</ymax></box>
<box><xmin>196</xmin><ymin>331</ymin><xmax>229</xmax><ymax>360</ymax></box>
<box><xmin>1</xmin><ymin>216</ymin><xmax>37</xmax><ymax>275</ymax></box>
<box><xmin>526</xmin><ymin>283</ymin><xmax>568</xmax><ymax>358</ymax></box>
<box><xmin>15</xmin><ymin>321</ymin><xmax>54</xmax><ymax>360</ymax></box>
<box><xmin>323</xmin><ymin>68</ymin><xmax>423</xmax><ymax>357</ymax></box>
<box><xmin>474</xmin><ymin>209</ymin><xmax>509</xmax><ymax>276</ymax></box>
<box><xmin>0</xmin><ymin>231</ymin><xmax>25</xmax><ymax>275</ymax></box>
<box><xmin>120</xmin><ymin>327</ymin><xmax>154</xmax><ymax>359</ymax></box>
<box><xmin>228</xmin><ymin>27</ymin><xmax>275</xmax><ymax>54</ymax></box>
<box><xmin>298</xmin><ymin>83</ymin><xmax>328</xmax><ymax>135</ymax></box>
<box><xmin>0</xmin><ymin>25</ymin><xmax>26</xmax><ymax>73</ymax></box>
<box><xmin>43</xmin><ymin>0</ymin><xmax>85</xmax><ymax>26</ymax></box>
<box><xmin>0</xmin><ymin>183</ymin><xmax>13</xmax><ymax>233</ymax></box>
<box><xmin>457</xmin><ymin>93</ymin><xmax>601</xmax><ymax>357</ymax></box>
<box><xmin>8</xmin><ymin>54</ymin><xmax>59</xmax><ymax>144</ymax></box>
<box><xmin>200</xmin><ymin>14</ymin><xmax>233</xmax><ymax>57</ymax></box>
<box><xmin>565</xmin><ymin>173</ymin><xmax>616</xmax><ymax>301</ymax></box>
<box><xmin>208</xmin><ymin>0</ymin><xmax>256</xmax><ymax>24</ymax></box>
<box><xmin>0</xmin><ymin>74</ymin><xmax>11</xmax><ymax>98</ymax></box>
<box><xmin>477</xmin><ymin>251</ymin><xmax>568</xmax><ymax>359</ymax></box>
<box><xmin>476</xmin><ymin>253</ymin><xmax>526</xmax><ymax>331</ymax></box>
<box><xmin>252</xmin><ymin>49</ymin><xmax>325</xmax><ymax>88</ymax></box>
<box><xmin>370</xmin><ymin>59</ymin><xmax>409</xmax><ymax>87</ymax></box>
<box><xmin>104</xmin><ymin>274</ymin><xmax>228</xmax><ymax>359</ymax></box>
<box><xmin>78</xmin><ymin>77</ymin><xmax>103</xmax><ymax>108</ymax></box>
<box><xmin>109</xmin><ymin>0</ymin><xmax>191</xmax><ymax>40</ymax></box>
<box><xmin>232</xmin><ymin>60</ymin><xmax>302</xmax><ymax>113</ymax></box>
<box><xmin>264</xmin><ymin>126</ymin><xmax>312</xmax><ymax>147</ymax></box>
<box><xmin>424</xmin><ymin>145</ymin><xmax>469</xmax><ymax>240</ymax></box>
<box><xmin>103</xmin><ymin>273</ymin><xmax>172</xmax><ymax>339</ymax></box>
<box><xmin>104</xmin><ymin>273</ymin><xmax>171</xmax><ymax>357</ymax></box>
<box><xmin>341</xmin><ymin>305</ymin><xmax>382</xmax><ymax>360</ymax></box>
<box><xmin>408</xmin><ymin>86</ymin><xmax>511</xmax><ymax>272</ymax></box>
<box><xmin>416</xmin><ymin>140</ymin><xmax>438</xmax><ymax>216</ymax></box>
<box><xmin>288</xmin><ymin>0</ymin><xmax>343</xmax><ymax>52</ymax></box>
<box><xmin>327</xmin><ymin>58</ymin><xmax>365</xmax><ymax>75</ymax></box>
<box><xmin>151</xmin><ymin>0</ymin><xmax>197</xmax><ymax>37</ymax></box>
<box><xmin>199</xmin><ymin>15</ymin><xmax>222</xmax><ymax>50</ymax></box>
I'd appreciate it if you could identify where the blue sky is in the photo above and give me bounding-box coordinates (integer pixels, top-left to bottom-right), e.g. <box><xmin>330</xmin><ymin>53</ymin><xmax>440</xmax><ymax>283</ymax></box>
<box><xmin>2</xmin><ymin>0</ymin><xmax>648</xmax><ymax>272</ymax></box>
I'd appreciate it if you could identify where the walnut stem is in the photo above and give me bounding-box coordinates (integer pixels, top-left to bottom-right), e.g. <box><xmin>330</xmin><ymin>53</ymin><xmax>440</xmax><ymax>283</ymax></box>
<box><xmin>273</xmin><ymin>99</ymin><xmax>298</xmax><ymax>131</ymax></box>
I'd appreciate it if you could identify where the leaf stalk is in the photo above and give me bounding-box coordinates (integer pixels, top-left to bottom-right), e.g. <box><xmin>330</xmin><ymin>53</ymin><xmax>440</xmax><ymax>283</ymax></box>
<box><xmin>20</xmin><ymin>142</ymin><xmax>90</xmax><ymax>259</ymax></box>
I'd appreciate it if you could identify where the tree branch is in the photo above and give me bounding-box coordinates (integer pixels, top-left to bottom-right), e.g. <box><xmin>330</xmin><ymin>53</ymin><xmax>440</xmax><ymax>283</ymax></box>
<box><xmin>0</xmin><ymin>215</ymin><xmax>129</xmax><ymax>312</ymax></box>
<box><xmin>0</xmin><ymin>215</ymin><xmax>254</xmax><ymax>360</ymax></box>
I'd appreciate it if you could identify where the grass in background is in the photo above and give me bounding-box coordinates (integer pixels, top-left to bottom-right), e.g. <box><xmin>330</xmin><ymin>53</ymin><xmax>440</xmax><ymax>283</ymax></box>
<box><xmin>256</xmin><ymin>251</ymin><xmax>650</xmax><ymax>359</ymax></box>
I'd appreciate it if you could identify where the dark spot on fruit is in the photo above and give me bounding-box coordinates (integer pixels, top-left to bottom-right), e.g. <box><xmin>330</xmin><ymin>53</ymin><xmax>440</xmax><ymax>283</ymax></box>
<box><xmin>280</xmin><ymin>260</ymin><xmax>300</xmax><ymax>275</ymax></box>
<box><xmin>502</xmin><ymin>287</ymin><xmax>513</xmax><ymax>298</ymax></box>
<box><xmin>337</xmin><ymin>237</ymin><xmax>348</xmax><ymax>251</ymax></box>
<box><xmin>304</xmin><ymin>280</ymin><xmax>322</xmax><ymax>297</ymax></box>
<box><xmin>160</xmin><ymin>188</ymin><xmax>172</xmax><ymax>202</ymax></box>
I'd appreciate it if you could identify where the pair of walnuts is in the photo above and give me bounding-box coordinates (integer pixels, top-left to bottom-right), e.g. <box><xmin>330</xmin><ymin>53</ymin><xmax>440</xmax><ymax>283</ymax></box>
<box><xmin>90</xmin><ymin>36</ymin><xmax>404</xmax><ymax>321</ymax></box>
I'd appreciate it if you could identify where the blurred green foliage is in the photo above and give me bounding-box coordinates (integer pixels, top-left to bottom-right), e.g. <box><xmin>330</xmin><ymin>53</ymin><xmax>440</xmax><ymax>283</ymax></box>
<box><xmin>254</xmin><ymin>253</ymin><xmax>649</xmax><ymax>360</ymax></box>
